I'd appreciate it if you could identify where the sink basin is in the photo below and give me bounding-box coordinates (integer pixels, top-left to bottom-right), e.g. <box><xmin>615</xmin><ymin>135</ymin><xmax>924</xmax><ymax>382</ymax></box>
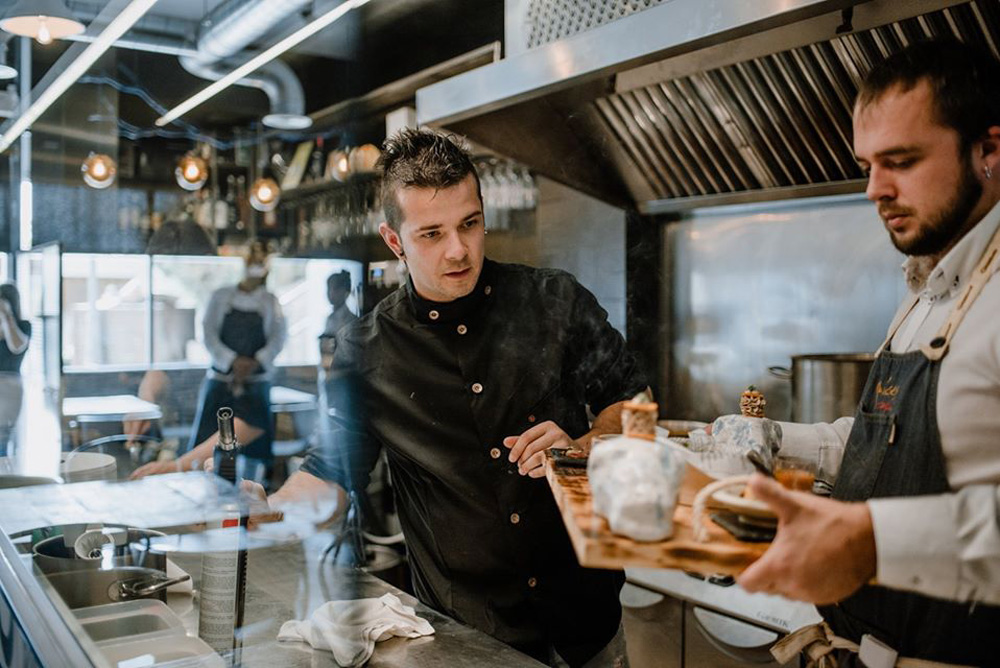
<box><xmin>98</xmin><ymin>635</ymin><xmax>225</xmax><ymax>667</ymax></box>
<box><xmin>74</xmin><ymin>600</ymin><xmax>184</xmax><ymax>645</ymax></box>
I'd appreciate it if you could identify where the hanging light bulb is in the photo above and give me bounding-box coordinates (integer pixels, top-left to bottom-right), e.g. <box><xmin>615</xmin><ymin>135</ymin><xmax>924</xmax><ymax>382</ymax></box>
<box><xmin>175</xmin><ymin>154</ymin><xmax>208</xmax><ymax>191</ymax></box>
<box><xmin>249</xmin><ymin>177</ymin><xmax>280</xmax><ymax>212</ymax></box>
<box><xmin>0</xmin><ymin>0</ymin><xmax>85</xmax><ymax>43</ymax></box>
<box><xmin>81</xmin><ymin>153</ymin><xmax>116</xmax><ymax>189</ymax></box>
<box><xmin>36</xmin><ymin>19</ymin><xmax>52</xmax><ymax>45</ymax></box>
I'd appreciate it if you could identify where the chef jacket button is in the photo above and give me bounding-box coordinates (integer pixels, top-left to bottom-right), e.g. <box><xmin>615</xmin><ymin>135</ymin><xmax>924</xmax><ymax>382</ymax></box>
<box><xmin>929</xmin><ymin>336</ymin><xmax>946</xmax><ymax>349</ymax></box>
<box><xmin>429</xmin><ymin>310</ymin><xmax>440</xmax><ymax>321</ymax></box>
<box><xmin>457</xmin><ymin>324</ymin><xmax>468</xmax><ymax>335</ymax></box>
<box><xmin>484</xmin><ymin>285</ymin><xmax>492</xmax><ymax>296</ymax></box>
<box><xmin>510</xmin><ymin>513</ymin><xmax>520</xmax><ymax>525</ymax></box>
<box><xmin>527</xmin><ymin>576</ymin><xmax>538</xmax><ymax>588</ymax></box>
<box><xmin>490</xmin><ymin>447</ymin><xmax>502</xmax><ymax>459</ymax></box>
<box><xmin>528</xmin><ymin>415</ymin><xmax>536</xmax><ymax>423</ymax></box>
<box><xmin>471</xmin><ymin>382</ymin><xmax>484</xmax><ymax>394</ymax></box>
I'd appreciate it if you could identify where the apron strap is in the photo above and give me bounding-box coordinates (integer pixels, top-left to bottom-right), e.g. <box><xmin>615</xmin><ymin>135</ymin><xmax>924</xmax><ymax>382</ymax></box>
<box><xmin>921</xmin><ymin>224</ymin><xmax>1000</xmax><ymax>361</ymax></box>
<box><xmin>877</xmin><ymin>294</ymin><xmax>921</xmax><ymax>356</ymax></box>
<box><xmin>772</xmin><ymin>622</ymin><xmax>977</xmax><ymax>668</ymax></box>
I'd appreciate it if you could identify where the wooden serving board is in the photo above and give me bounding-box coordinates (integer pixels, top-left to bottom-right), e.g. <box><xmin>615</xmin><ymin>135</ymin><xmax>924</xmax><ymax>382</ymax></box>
<box><xmin>544</xmin><ymin>453</ymin><xmax>769</xmax><ymax>576</ymax></box>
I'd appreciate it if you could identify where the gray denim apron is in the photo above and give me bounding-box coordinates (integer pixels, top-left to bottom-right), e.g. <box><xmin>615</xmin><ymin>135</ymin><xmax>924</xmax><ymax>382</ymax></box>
<box><xmin>818</xmin><ymin>225</ymin><xmax>1000</xmax><ymax>666</ymax></box>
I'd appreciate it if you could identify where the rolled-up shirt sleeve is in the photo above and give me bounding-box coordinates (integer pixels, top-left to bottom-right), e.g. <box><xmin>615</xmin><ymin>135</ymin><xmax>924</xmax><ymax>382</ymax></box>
<box><xmin>299</xmin><ymin>419</ymin><xmax>381</xmax><ymax>492</ymax></box>
<box><xmin>775</xmin><ymin>417</ymin><xmax>855</xmax><ymax>460</ymax></box>
<box><xmin>868</xmin><ymin>485</ymin><xmax>1000</xmax><ymax>605</ymax></box>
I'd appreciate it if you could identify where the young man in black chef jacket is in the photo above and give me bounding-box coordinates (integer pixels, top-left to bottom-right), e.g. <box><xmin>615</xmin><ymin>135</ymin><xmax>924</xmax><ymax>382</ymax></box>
<box><xmin>262</xmin><ymin>129</ymin><xmax>647</xmax><ymax>667</ymax></box>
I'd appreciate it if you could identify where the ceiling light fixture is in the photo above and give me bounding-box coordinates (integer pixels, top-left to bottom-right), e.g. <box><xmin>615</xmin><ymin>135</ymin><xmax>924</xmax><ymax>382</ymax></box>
<box><xmin>175</xmin><ymin>154</ymin><xmax>209</xmax><ymax>191</ymax></box>
<box><xmin>249</xmin><ymin>177</ymin><xmax>280</xmax><ymax>212</ymax></box>
<box><xmin>155</xmin><ymin>0</ymin><xmax>372</xmax><ymax>128</ymax></box>
<box><xmin>0</xmin><ymin>0</ymin><xmax>159</xmax><ymax>154</ymax></box>
<box><xmin>0</xmin><ymin>0</ymin><xmax>85</xmax><ymax>44</ymax></box>
<box><xmin>81</xmin><ymin>152</ymin><xmax>116</xmax><ymax>189</ymax></box>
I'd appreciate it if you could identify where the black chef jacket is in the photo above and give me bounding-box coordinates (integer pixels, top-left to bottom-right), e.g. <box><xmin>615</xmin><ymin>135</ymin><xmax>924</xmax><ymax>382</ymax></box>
<box><xmin>301</xmin><ymin>259</ymin><xmax>647</xmax><ymax>666</ymax></box>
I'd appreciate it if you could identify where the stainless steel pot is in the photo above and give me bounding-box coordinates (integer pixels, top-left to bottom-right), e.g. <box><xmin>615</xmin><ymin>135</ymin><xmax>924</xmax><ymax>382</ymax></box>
<box><xmin>769</xmin><ymin>353</ymin><xmax>874</xmax><ymax>422</ymax></box>
<box><xmin>19</xmin><ymin>525</ymin><xmax>166</xmax><ymax>575</ymax></box>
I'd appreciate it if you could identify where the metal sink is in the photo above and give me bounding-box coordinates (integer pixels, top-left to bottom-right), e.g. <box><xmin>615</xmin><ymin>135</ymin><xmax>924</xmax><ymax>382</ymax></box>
<box><xmin>73</xmin><ymin>599</ymin><xmax>186</xmax><ymax>645</ymax></box>
<box><xmin>80</xmin><ymin>613</ymin><xmax>173</xmax><ymax>642</ymax></box>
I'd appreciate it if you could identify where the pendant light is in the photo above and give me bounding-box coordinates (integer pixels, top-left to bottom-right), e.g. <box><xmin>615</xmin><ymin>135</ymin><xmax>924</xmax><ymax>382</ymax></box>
<box><xmin>81</xmin><ymin>153</ymin><xmax>116</xmax><ymax>189</ymax></box>
<box><xmin>0</xmin><ymin>0</ymin><xmax>86</xmax><ymax>45</ymax></box>
<box><xmin>249</xmin><ymin>177</ymin><xmax>280</xmax><ymax>212</ymax></box>
<box><xmin>176</xmin><ymin>154</ymin><xmax>209</xmax><ymax>191</ymax></box>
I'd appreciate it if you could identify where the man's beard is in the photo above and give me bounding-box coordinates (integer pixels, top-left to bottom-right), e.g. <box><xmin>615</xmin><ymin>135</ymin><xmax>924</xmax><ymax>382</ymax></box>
<box><xmin>888</xmin><ymin>160</ymin><xmax>982</xmax><ymax>257</ymax></box>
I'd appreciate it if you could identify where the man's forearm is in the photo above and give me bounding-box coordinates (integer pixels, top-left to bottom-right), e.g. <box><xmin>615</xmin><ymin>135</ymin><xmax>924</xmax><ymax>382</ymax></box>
<box><xmin>578</xmin><ymin>400</ymin><xmax>626</xmax><ymax>448</ymax></box>
<box><xmin>269</xmin><ymin>470</ymin><xmax>348</xmax><ymax>526</ymax></box>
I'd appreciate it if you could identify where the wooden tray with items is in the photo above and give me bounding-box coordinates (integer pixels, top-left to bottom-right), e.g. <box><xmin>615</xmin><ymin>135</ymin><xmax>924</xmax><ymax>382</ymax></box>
<box><xmin>543</xmin><ymin>452</ymin><xmax>770</xmax><ymax>576</ymax></box>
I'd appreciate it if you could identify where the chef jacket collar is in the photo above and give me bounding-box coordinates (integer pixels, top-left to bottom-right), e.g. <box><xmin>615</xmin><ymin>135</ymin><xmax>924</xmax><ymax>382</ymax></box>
<box><xmin>406</xmin><ymin>259</ymin><xmax>496</xmax><ymax>324</ymax></box>
<box><xmin>901</xmin><ymin>198</ymin><xmax>1000</xmax><ymax>299</ymax></box>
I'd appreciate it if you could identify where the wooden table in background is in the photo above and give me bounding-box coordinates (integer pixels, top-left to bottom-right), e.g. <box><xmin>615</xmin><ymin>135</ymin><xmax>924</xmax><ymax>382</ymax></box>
<box><xmin>543</xmin><ymin>453</ymin><xmax>769</xmax><ymax>576</ymax></box>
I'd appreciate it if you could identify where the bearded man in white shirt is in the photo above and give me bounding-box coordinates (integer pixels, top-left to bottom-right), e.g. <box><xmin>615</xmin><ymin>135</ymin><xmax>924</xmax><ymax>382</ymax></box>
<box><xmin>736</xmin><ymin>39</ymin><xmax>1000</xmax><ymax>666</ymax></box>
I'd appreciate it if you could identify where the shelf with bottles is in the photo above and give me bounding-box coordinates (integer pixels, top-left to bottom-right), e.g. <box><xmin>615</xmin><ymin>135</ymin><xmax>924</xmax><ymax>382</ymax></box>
<box><xmin>276</xmin><ymin>171</ymin><xmax>383</xmax><ymax>252</ymax></box>
<box><xmin>474</xmin><ymin>157</ymin><xmax>539</xmax><ymax>232</ymax></box>
<box><xmin>278</xmin><ymin>171</ymin><xmax>381</xmax><ymax>202</ymax></box>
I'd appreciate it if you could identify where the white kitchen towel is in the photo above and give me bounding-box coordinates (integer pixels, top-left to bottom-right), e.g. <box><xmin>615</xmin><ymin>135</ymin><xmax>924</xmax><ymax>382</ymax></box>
<box><xmin>278</xmin><ymin>593</ymin><xmax>434</xmax><ymax>667</ymax></box>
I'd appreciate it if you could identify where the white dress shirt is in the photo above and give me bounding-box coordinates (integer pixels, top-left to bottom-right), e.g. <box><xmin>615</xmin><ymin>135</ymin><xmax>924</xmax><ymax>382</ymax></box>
<box><xmin>780</xmin><ymin>199</ymin><xmax>1000</xmax><ymax>605</ymax></box>
<box><xmin>203</xmin><ymin>284</ymin><xmax>286</xmax><ymax>381</ymax></box>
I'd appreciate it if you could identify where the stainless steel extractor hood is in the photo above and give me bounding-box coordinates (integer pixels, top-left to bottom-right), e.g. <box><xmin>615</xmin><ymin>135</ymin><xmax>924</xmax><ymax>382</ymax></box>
<box><xmin>417</xmin><ymin>0</ymin><xmax>994</xmax><ymax>211</ymax></box>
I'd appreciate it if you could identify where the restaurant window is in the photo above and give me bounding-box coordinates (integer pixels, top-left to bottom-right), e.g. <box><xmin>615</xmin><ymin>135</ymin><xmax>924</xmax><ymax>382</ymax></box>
<box><xmin>152</xmin><ymin>255</ymin><xmax>362</xmax><ymax>367</ymax></box>
<box><xmin>151</xmin><ymin>255</ymin><xmax>243</xmax><ymax>365</ymax></box>
<box><xmin>62</xmin><ymin>253</ymin><xmax>150</xmax><ymax>369</ymax></box>
<box><xmin>270</xmin><ymin>258</ymin><xmax>362</xmax><ymax>366</ymax></box>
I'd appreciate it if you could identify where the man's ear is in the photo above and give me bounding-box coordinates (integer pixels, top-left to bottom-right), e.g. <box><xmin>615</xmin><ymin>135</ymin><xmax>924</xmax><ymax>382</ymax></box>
<box><xmin>378</xmin><ymin>222</ymin><xmax>405</xmax><ymax>259</ymax></box>
<box><xmin>978</xmin><ymin>125</ymin><xmax>1000</xmax><ymax>174</ymax></box>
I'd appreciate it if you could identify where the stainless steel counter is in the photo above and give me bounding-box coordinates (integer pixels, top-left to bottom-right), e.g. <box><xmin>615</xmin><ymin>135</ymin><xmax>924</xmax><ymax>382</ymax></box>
<box><xmin>168</xmin><ymin>534</ymin><xmax>545</xmax><ymax>668</ymax></box>
<box><xmin>0</xmin><ymin>474</ymin><xmax>544</xmax><ymax>667</ymax></box>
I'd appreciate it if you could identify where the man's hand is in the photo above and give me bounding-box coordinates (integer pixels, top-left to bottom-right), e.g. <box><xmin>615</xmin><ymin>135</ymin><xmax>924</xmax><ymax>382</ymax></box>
<box><xmin>232</xmin><ymin>356</ymin><xmax>259</xmax><ymax>384</ymax></box>
<box><xmin>241</xmin><ymin>480</ymin><xmax>284</xmax><ymax>530</ymax></box>
<box><xmin>503</xmin><ymin>421</ymin><xmax>572</xmax><ymax>478</ymax></box>
<box><xmin>737</xmin><ymin>474</ymin><xmax>877</xmax><ymax>604</ymax></box>
<box><xmin>130</xmin><ymin>458</ymin><xmax>181</xmax><ymax>480</ymax></box>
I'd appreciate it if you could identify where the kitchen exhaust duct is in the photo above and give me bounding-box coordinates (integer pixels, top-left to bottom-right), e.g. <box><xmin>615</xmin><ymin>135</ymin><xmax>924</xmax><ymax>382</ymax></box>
<box><xmin>419</xmin><ymin>0</ymin><xmax>994</xmax><ymax>211</ymax></box>
<box><xmin>182</xmin><ymin>0</ymin><xmax>313</xmax><ymax>130</ymax></box>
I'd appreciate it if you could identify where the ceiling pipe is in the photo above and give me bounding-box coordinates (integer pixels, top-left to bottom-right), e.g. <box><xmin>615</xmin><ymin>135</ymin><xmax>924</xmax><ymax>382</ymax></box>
<box><xmin>183</xmin><ymin>0</ymin><xmax>313</xmax><ymax>129</ymax></box>
<box><xmin>65</xmin><ymin>0</ymin><xmax>314</xmax><ymax>129</ymax></box>
<box><xmin>194</xmin><ymin>0</ymin><xmax>314</xmax><ymax>62</ymax></box>
<box><xmin>179</xmin><ymin>55</ymin><xmax>311</xmax><ymax>129</ymax></box>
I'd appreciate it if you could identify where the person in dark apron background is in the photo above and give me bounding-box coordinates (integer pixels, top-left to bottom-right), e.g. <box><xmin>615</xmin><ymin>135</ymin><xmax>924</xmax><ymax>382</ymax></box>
<box><xmin>132</xmin><ymin>242</ymin><xmax>286</xmax><ymax>481</ymax></box>
<box><xmin>733</xmin><ymin>40</ymin><xmax>1000</xmax><ymax>667</ymax></box>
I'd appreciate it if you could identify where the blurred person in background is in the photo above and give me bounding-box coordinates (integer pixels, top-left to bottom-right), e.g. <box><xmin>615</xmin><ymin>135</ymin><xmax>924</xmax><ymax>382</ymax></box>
<box><xmin>0</xmin><ymin>283</ymin><xmax>29</xmax><ymax>455</ymax></box>
<box><xmin>318</xmin><ymin>270</ymin><xmax>357</xmax><ymax>371</ymax></box>
<box><xmin>133</xmin><ymin>241</ymin><xmax>286</xmax><ymax>480</ymax></box>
